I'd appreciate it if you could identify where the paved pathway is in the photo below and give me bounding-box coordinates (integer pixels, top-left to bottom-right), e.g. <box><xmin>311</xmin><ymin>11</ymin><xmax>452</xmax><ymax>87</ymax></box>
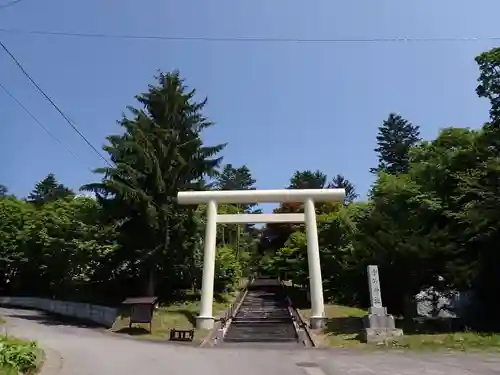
<box><xmin>1</xmin><ymin>307</ymin><xmax>500</xmax><ymax>375</ymax></box>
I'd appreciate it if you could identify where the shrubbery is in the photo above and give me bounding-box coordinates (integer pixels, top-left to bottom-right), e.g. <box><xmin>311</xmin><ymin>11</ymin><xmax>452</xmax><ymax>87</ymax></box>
<box><xmin>0</xmin><ymin>336</ymin><xmax>39</xmax><ymax>374</ymax></box>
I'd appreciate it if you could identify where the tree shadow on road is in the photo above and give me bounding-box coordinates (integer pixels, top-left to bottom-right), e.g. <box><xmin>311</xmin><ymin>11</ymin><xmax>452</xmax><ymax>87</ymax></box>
<box><xmin>114</xmin><ymin>326</ymin><xmax>150</xmax><ymax>336</ymax></box>
<box><xmin>4</xmin><ymin>310</ymin><xmax>103</xmax><ymax>329</ymax></box>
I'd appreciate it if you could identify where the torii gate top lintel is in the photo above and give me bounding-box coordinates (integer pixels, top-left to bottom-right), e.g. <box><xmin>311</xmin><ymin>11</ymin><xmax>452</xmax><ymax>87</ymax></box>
<box><xmin>177</xmin><ymin>188</ymin><xmax>346</xmax><ymax>330</ymax></box>
<box><xmin>177</xmin><ymin>188</ymin><xmax>346</xmax><ymax>205</ymax></box>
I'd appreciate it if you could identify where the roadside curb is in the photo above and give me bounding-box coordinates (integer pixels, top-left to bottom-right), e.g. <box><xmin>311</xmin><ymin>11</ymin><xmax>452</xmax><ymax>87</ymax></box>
<box><xmin>0</xmin><ymin>312</ymin><xmax>64</xmax><ymax>375</ymax></box>
<box><xmin>38</xmin><ymin>346</ymin><xmax>64</xmax><ymax>375</ymax></box>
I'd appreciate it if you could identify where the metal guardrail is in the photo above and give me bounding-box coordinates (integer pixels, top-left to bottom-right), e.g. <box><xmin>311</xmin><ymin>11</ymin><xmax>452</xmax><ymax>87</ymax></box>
<box><xmin>200</xmin><ymin>276</ymin><xmax>255</xmax><ymax>347</ymax></box>
<box><xmin>280</xmin><ymin>281</ymin><xmax>316</xmax><ymax>348</ymax></box>
<box><xmin>219</xmin><ymin>276</ymin><xmax>254</xmax><ymax>330</ymax></box>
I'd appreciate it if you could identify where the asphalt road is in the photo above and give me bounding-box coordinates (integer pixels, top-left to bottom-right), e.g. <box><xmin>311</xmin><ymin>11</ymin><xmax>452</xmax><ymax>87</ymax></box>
<box><xmin>1</xmin><ymin>307</ymin><xmax>500</xmax><ymax>375</ymax></box>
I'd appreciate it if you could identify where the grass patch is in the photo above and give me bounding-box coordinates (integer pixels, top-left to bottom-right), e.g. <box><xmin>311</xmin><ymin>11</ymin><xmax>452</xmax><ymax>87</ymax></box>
<box><xmin>0</xmin><ymin>335</ymin><xmax>41</xmax><ymax>374</ymax></box>
<box><xmin>300</xmin><ymin>303</ymin><xmax>500</xmax><ymax>351</ymax></box>
<box><xmin>299</xmin><ymin>303</ymin><xmax>368</xmax><ymax>348</ymax></box>
<box><xmin>112</xmin><ymin>291</ymin><xmax>239</xmax><ymax>343</ymax></box>
<box><xmin>288</xmin><ymin>285</ymin><xmax>500</xmax><ymax>351</ymax></box>
<box><xmin>384</xmin><ymin>331</ymin><xmax>500</xmax><ymax>351</ymax></box>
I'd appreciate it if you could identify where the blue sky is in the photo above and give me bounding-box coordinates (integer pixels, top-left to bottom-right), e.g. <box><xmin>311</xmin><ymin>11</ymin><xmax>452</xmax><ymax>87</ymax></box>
<box><xmin>1</xmin><ymin>0</ymin><xmax>498</xmax><ymax>207</ymax></box>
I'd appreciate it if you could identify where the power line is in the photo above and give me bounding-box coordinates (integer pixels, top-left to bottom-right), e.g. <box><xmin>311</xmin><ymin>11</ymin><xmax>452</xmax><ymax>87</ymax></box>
<box><xmin>1</xmin><ymin>40</ymin><xmax>164</xmax><ymax>206</ymax></box>
<box><xmin>0</xmin><ymin>39</ymin><xmax>112</xmax><ymax>167</ymax></box>
<box><xmin>0</xmin><ymin>41</ymin><xmax>163</xmax><ymax>207</ymax></box>
<box><xmin>0</xmin><ymin>81</ymin><xmax>82</xmax><ymax>162</ymax></box>
<box><xmin>0</xmin><ymin>0</ymin><xmax>26</xmax><ymax>10</ymax></box>
<box><xmin>1</xmin><ymin>28</ymin><xmax>500</xmax><ymax>44</ymax></box>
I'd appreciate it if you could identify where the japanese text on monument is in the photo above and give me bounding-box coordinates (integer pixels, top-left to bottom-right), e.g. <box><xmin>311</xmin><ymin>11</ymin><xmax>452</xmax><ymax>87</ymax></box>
<box><xmin>367</xmin><ymin>265</ymin><xmax>382</xmax><ymax>308</ymax></box>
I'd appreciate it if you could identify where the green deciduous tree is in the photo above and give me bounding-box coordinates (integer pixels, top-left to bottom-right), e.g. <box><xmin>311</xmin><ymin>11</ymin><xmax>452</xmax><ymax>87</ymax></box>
<box><xmin>214</xmin><ymin>163</ymin><xmax>260</xmax><ymax>263</ymax></box>
<box><xmin>0</xmin><ymin>196</ymin><xmax>119</xmax><ymax>301</ymax></box>
<box><xmin>263</xmin><ymin>169</ymin><xmax>346</xmax><ymax>255</ymax></box>
<box><xmin>476</xmin><ymin>47</ymin><xmax>500</xmax><ymax>122</ymax></box>
<box><xmin>214</xmin><ymin>245</ymin><xmax>242</xmax><ymax>293</ymax></box>
<box><xmin>5</xmin><ymin>47</ymin><xmax>500</xmax><ymax>332</ymax></box>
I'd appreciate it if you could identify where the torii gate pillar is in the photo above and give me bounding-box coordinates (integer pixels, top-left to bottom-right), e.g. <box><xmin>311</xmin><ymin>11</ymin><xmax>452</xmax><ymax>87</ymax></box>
<box><xmin>177</xmin><ymin>188</ymin><xmax>345</xmax><ymax>330</ymax></box>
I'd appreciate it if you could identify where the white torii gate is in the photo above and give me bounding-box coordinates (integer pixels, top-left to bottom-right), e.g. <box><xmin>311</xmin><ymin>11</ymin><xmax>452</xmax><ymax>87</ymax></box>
<box><xmin>177</xmin><ymin>188</ymin><xmax>346</xmax><ymax>329</ymax></box>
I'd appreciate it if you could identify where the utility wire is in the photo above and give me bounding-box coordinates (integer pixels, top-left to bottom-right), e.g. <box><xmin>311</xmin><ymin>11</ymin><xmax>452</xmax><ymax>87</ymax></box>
<box><xmin>1</xmin><ymin>41</ymin><xmax>168</xmax><ymax>205</ymax></box>
<box><xmin>1</xmin><ymin>28</ymin><xmax>500</xmax><ymax>43</ymax></box>
<box><xmin>0</xmin><ymin>81</ymin><xmax>83</xmax><ymax>162</ymax></box>
<box><xmin>0</xmin><ymin>39</ymin><xmax>112</xmax><ymax>167</ymax></box>
<box><xmin>0</xmin><ymin>41</ymin><xmax>165</xmax><ymax>206</ymax></box>
<box><xmin>0</xmin><ymin>41</ymin><xmax>162</xmax><ymax>207</ymax></box>
<box><xmin>0</xmin><ymin>0</ymin><xmax>26</xmax><ymax>10</ymax></box>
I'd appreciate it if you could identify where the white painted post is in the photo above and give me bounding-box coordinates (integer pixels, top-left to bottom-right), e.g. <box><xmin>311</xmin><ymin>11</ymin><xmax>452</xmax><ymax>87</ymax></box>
<box><xmin>197</xmin><ymin>200</ymin><xmax>218</xmax><ymax>329</ymax></box>
<box><xmin>177</xmin><ymin>188</ymin><xmax>346</xmax><ymax>330</ymax></box>
<box><xmin>304</xmin><ymin>198</ymin><xmax>325</xmax><ymax>328</ymax></box>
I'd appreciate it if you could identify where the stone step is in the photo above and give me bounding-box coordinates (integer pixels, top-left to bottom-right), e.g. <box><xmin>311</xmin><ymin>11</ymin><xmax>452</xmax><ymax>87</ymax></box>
<box><xmin>235</xmin><ymin>312</ymin><xmax>291</xmax><ymax>317</ymax></box>
<box><xmin>223</xmin><ymin>336</ymin><xmax>298</xmax><ymax>343</ymax></box>
<box><xmin>234</xmin><ymin>314</ymin><xmax>291</xmax><ymax>320</ymax></box>
<box><xmin>223</xmin><ymin>278</ymin><xmax>298</xmax><ymax>344</ymax></box>
<box><xmin>232</xmin><ymin>319</ymin><xmax>292</xmax><ymax>324</ymax></box>
<box><xmin>224</xmin><ymin>324</ymin><xmax>297</xmax><ymax>343</ymax></box>
<box><xmin>236</xmin><ymin>307</ymin><xmax>290</xmax><ymax>312</ymax></box>
<box><xmin>218</xmin><ymin>341</ymin><xmax>301</xmax><ymax>349</ymax></box>
<box><xmin>238</xmin><ymin>304</ymin><xmax>284</xmax><ymax>306</ymax></box>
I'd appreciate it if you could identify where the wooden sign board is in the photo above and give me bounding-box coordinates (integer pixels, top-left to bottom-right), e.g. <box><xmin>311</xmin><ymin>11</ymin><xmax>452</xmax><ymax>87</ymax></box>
<box><xmin>121</xmin><ymin>296</ymin><xmax>158</xmax><ymax>331</ymax></box>
<box><xmin>130</xmin><ymin>304</ymin><xmax>153</xmax><ymax>324</ymax></box>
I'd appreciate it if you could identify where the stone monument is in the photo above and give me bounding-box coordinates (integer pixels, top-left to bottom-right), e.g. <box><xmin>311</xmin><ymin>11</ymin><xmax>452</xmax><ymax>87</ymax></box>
<box><xmin>362</xmin><ymin>265</ymin><xmax>404</xmax><ymax>344</ymax></box>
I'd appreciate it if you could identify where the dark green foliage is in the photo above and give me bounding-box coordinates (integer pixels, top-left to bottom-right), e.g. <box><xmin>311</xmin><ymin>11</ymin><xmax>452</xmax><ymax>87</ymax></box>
<box><xmin>0</xmin><ymin>184</ymin><xmax>8</xmax><ymax>197</ymax></box>
<box><xmin>213</xmin><ymin>164</ymin><xmax>260</xmax><ymax>272</ymax></box>
<box><xmin>4</xmin><ymin>48</ymin><xmax>500</xmax><ymax>332</ymax></box>
<box><xmin>215</xmin><ymin>164</ymin><xmax>256</xmax><ymax>192</ymax></box>
<box><xmin>328</xmin><ymin>174</ymin><xmax>358</xmax><ymax>203</ymax></box>
<box><xmin>82</xmin><ymin>70</ymin><xmax>225</xmax><ymax>297</ymax></box>
<box><xmin>262</xmin><ymin>170</ymin><xmax>356</xmax><ymax>254</ymax></box>
<box><xmin>0</xmin><ymin>71</ymin><xmax>249</xmax><ymax>305</ymax></box>
<box><xmin>262</xmin><ymin>48</ymin><xmax>500</xmax><ymax>329</ymax></box>
<box><xmin>214</xmin><ymin>163</ymin><xmax>260</xmax><ymax>214</ymax></box>
<box><xmin>476</xmin><ymin>48</ymin><xmax>500</xmax><ymax>122</ymax></box>
<box><xmin>288</xmin><ymin>170</ymin><xmax>327</xmax><ymax>189</ymax></box>
<box><xmin>27</xmin><ymin>173</ymin><xmax>74</xmax><ymax>205</ymax></box>
<box><xmin>371</xmin><ymin>114</ymin><xmax>421</xmax><ymax>175</ymax></box>
<box><xmin>213</xmin><ymin>164</ymin><xmax>261</xmax><ymax>273</ymax></box>
<box><xmin>263</xmin><ymin>169</ymin><xmax>329</xmax><ymax>253</ymax></box>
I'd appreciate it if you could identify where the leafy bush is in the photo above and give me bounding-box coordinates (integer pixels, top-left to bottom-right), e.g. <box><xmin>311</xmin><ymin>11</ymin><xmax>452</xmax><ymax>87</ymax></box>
<box><xmin>214</xmin><ymin>246</ymin><xmax>242</xmax><ymax>293</ymax></box>
<box><xmin>0</xmin><ymin>336</ymin><xmax>39</xmax><ymax>374</ymax></box>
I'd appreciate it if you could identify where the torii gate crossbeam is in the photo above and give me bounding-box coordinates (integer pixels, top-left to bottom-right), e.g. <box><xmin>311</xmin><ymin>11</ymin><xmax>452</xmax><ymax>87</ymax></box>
<box><xmin>177</xmin><ymin>188</ymin><xmax>345</xmax><ymax>329</ymax></box>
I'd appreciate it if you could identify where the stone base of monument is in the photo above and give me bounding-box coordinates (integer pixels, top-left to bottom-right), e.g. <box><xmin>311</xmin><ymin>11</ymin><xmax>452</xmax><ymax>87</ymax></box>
<box><xmin>362</xmin><ymin>307</ymin><xmax>404</xmax><ymax>344</ymax></box>
<box><xmin>363</xmin><ymin>328</ymin><xmax>404</xmax><ymax>344</ymax></box>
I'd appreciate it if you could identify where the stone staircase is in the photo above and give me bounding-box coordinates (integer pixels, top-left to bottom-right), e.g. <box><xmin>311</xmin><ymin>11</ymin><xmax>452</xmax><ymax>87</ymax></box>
<box><xmin>222</xmin><ymin>278</ymin><xmax>298</xmax><ymax>343</ymax></box>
